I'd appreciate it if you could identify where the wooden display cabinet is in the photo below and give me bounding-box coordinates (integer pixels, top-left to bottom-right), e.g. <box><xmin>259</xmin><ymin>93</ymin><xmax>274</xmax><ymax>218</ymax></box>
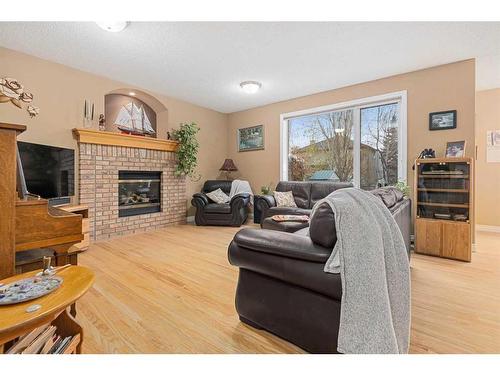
<box><xmin>414</xmin><ymin>157</ymin><xmax>473</xmax><ymax>262</ymax></box>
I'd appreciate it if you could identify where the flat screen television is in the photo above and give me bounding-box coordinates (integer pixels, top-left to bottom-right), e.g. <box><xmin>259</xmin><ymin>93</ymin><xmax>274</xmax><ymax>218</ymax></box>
<box><xmin>17</xmin><ymin>141</ymin><xmax>75</xmax><ymax>200</ymax></box>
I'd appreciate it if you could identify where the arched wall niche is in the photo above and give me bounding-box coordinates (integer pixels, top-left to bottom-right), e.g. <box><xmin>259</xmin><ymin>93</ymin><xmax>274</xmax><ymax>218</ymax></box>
<box><xmin>105</xmin><ymin>88</ymin><xmax>168</xmax><ymax>138</ymax></box>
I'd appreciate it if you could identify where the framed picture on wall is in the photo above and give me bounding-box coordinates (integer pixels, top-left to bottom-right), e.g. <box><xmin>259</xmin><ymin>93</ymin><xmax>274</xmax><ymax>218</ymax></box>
<box><xmin>429</xmin><ymin>110</ymin><xmax>457</xmax><ymax>131</ymax></box>
<box><xmin>445</xmin><ymin>140</ymin><xmax>466</xmax><ymax>158</ymax></box>
<box><xmin>238</xmin><ymin>125</ymin><xmax>264</xmax><ymax>152</ymax></box>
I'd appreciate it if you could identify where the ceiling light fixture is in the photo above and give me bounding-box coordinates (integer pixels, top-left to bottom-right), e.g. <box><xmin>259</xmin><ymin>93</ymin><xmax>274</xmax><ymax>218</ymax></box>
<box><xmin>96</xmin><ymin>21</ymin><xmax>129</xmax><ymax>33</ymax></box>
<box><xmin>240</xmin><ymin>81</ymin><xmax>262</xmax><ymax>94</ymax></box>
<box><xmin>129</xmin><ymin>91</ymin><xmax>136</xmax><ymax>96</ymax></box>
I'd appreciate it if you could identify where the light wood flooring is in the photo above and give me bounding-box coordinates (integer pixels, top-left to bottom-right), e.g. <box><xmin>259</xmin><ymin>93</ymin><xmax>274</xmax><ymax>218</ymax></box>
<box><xmin>76</xmin><ymin>224</ymin><xmax>500</xmax><ymax>353</ymax></box>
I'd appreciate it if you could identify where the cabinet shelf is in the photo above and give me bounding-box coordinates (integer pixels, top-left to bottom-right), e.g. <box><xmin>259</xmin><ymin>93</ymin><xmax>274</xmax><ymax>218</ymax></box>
<box><xmin>418</xmin><ymin>202</ymin><xmax>469</xmax><ymax>208</ymax></box>
<box><xmin>417</xmin><ymin>188</ymin><xmax>469</xmax><ymax>193</ymax></box>
<box><xmin>418</xmin><ymin>175</ymin><xmax>469</xmax><ymax>179</ymax></box>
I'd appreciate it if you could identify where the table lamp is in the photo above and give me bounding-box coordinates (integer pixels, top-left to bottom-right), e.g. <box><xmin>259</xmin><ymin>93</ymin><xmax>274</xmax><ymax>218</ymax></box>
<box><xmin>219</xmin><ymin>159</ymin><xmax>238</xmax><ymax>180</ymax></box>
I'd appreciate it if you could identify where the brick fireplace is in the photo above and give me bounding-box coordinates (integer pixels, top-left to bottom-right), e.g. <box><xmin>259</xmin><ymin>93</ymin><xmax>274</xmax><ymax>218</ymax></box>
<box><xmin>73</xmin><ymin>129</ymin><xmax>186</xmax><ymax>241</ymax></box>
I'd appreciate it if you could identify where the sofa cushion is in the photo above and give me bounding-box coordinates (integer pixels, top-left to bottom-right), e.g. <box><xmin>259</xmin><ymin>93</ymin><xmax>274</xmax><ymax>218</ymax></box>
<box><xmin>273</xmin><ymin>191</ymin><xmax>298</xmax><ymax>207</ymax></box>
<box><xmin>206</xmin><ymin>188</ymin><xmax>230</xmax><ymax>204</ymax></box>
<box><xmin>276</xmin><ymin>181</ymin><xmax>311</xmax><ymax>209</ymax></box>
<box><xmin>370</xmin><ymin>186</ymin><xmax>404</xmax><ymax>208</ymax></box>
<box><xmin>204</xmin><ymin>203</ymin><xmax>231</xmax><ymax>214</ymax></box>
<box><xmin>309</xmin><ymin>202</ymin><xmax>337</xmax><ymax>249</ymax></box>
<box><xmin>262</xmin><ymin>217</ymin><xmax>309</xmax><ymax>233</ymax></box>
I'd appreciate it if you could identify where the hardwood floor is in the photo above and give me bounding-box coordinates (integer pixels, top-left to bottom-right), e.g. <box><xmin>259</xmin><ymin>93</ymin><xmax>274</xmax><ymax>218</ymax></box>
<box><xmin>76</xmin><ymin>224</ymin><xmax>500</xmax><ymax>353</ymax></box>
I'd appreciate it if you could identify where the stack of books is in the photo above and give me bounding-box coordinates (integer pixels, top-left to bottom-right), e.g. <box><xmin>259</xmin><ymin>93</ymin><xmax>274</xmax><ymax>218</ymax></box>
<box><xmin>6</xmin><ymin>324</ymin><xmax>74</xmax><ymax>354</ymax></box>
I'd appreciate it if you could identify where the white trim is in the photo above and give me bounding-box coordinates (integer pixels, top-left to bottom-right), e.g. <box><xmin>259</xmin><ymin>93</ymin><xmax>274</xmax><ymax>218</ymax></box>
<box><xmin>279</xmin><ymin>114</ymin><xmax>288</xmax><ymax>180</ymax></box>
<box><xmin>280</xmin><ymin>90</ymin><xmax>408</xmax><ymax>185</ymax></box>
<box><xmin>398</xmin><ymin>93</ymin><xmax>408</xmax><ymax>183</ymax></box>
<box><xmin>281</xmin><ymin>91</ymin><xmax>408</xmax><ymax>120</ymax></box>
<box><xmin>186</xmin><ymin>215</ymin><xmax>195</xmax><ymax>223</ymax></box>
<box><xmin>476</xmin><ymin>225</ymin><xmax>500</xmax><ymax>233</ymax></box>
<box><xmin>353</xmin><ymin>111</ymin><xmax>361</xmax><ymax>187</ymax></box>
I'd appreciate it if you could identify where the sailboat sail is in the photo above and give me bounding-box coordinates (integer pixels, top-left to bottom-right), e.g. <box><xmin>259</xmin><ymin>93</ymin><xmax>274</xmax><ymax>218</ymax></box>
<box><xmin>114</xmin><ymin>102</ymin><xmax>156</xmax><ymax>135</ymax></box>
<box><xmin>114</xmin><ymin>104</ymin><xmax>133</xmax><ymax>128</ymax></box>
<box><xmin>142</xmin><ymin>108</ymin><xmax>155</xmax><ymax>134</ymax></box>
<box><xmin>131</xmin><ymin>103</ymin><xmax>143</xmax><ymax>132</ymax></box>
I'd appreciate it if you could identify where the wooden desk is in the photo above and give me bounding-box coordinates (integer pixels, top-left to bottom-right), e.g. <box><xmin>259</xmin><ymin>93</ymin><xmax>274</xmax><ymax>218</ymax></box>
<box><xmin>0</xmin><ymin>266</ymin><xmax>94</xmax><ymax>353</ymax></box>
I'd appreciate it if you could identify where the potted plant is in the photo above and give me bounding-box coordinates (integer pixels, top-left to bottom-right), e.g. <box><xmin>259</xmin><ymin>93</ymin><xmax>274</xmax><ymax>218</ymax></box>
<box><xmin>172</xmin><ymin>122</ymin><xmax>201</xmax><ymax>181</ymax></box>
<box><xmin>394</xmin><ymin>181</ymin><xmax>410</xmax><ymax>197</ymax></box>
<box><xmin>260</xmin><ymin>182</ymin><xmax>273</xmax><ymax>195</ymax></box>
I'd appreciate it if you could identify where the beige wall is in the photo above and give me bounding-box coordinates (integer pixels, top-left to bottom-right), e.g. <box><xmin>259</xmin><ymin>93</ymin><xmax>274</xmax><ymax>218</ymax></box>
<box><xmin>0</xmin><ymin>48</ymin><xmax>479</xmax><ymax>219</ymax></box>
<box><xmin>0</xmin><ymin>47</ymin><xmax>228</xmax><ymax>213</ymax></box>
<box><xmin>475</xmin><ymin>88</ymin><xmax>500</xmax><ymax>227</ymax></box>
<box><xmin>227</xmin><ymin>60</ymin><xmax>476</xmax><ymax>198</ymax></box>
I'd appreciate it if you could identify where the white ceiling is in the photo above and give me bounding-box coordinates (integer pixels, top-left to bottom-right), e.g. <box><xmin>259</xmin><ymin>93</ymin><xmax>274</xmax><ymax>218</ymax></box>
<box><xmin>0</xmin><ymin>22</ymin><xmax>499</xmax><ymax>113</ymax></box>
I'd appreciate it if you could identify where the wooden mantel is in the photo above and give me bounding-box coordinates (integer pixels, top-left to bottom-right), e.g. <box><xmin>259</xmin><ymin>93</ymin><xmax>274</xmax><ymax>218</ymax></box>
<box><xmin>72</xmin><ymin>128</ymin><xmax>179</xmax><ymax>152</ymax></box>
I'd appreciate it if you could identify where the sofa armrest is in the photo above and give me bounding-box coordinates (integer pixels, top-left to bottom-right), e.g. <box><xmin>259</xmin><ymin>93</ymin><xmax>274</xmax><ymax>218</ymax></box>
<box><xmin>230</xmin><ymin>193</ymin><xmax>251</xmax><ymax>209</ymax></box>
<box><xmin>257</xmin><ymin>194</ymin><xmax>276</xmax><ymax>209</ymax></box>
<box><xmin>233</xmin><ymin>228</ymin><xmax>331</xmax><ymax>263</ymax></box>
<box><xmin>191</xmin><ymin>192</ymin><xmax>209</xmax><ymax>207</ymax></box>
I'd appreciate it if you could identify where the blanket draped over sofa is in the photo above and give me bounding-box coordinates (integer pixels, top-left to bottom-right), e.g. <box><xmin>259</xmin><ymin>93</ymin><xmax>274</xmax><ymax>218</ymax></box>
<box><xmin>312</xmin><ymin>188</ymin><xmax>411</xmax><ymax>354</ymax></box>
<box><xmin>229</xmin><ymin>179</ymin><xmax>254</xmax><ymax>205</ymax></box>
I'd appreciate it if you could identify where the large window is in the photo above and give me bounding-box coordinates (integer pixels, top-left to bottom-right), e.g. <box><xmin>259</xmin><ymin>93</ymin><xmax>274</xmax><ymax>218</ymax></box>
<box><xmin>281</xmin><ymin>92</ymin><xmax>406</xmax><ymax>189</ymax></box>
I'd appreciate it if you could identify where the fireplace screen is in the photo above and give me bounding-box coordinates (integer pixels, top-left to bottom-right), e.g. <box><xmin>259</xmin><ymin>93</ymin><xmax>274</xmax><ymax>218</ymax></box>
<box><xmin>118</xmin><ymin>171</ymin><xmax>161</xmax><ymax>217</ymax></box>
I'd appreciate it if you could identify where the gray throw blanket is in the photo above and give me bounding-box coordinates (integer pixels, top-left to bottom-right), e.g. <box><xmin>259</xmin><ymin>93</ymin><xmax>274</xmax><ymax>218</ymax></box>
<box><xmin>311</xmin><ymin>188</ymin><xmax>410</xmax><ymax>354</ymax></box>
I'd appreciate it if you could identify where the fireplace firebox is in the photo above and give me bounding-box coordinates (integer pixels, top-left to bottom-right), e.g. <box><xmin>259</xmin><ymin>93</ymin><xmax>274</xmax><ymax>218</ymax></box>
<box><xmin>118</xmin><ymin>171</ymin><xmax>161</xmax><ymax>217</ymax></box>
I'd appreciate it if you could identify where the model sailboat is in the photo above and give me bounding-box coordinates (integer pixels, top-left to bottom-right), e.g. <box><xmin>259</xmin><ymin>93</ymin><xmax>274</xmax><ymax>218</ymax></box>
<box><xmin>114</xmin><ymin>102</ymin><xmax>155</xmax><ymax>136</ymax></box>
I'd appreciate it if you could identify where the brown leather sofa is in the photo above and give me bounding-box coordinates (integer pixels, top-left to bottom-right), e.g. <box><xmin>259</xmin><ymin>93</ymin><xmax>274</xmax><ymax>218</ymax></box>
<box><xmin>191</xmin><ymin>180</ymin><xmax>251</xmax><ymax>226</ymax></box>
<box><xmin>255</xmin><ymin>181</ymin><xmax>353</xmax><ymax>225</ymax></box>
<box><xmin>228</xmin><ymin>187</ymin><xmax>411</xmax><ymax>353</ymax></box>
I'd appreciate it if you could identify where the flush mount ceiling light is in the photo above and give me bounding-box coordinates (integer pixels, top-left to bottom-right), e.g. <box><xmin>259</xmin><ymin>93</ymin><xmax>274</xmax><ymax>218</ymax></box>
<box><xmin>96</xmin><ymin>21</ymin><xmax>129</xmax><ymax>33</ymax></box>
<box><xmin>240</xmin><ymin>81</ymin><xmax>262</xmax><ymax>94</ymax></box>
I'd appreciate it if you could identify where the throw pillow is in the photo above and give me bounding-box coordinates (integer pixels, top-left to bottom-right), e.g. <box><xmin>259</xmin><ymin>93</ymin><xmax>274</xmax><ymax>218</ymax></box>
<box><xmin>206</xmin><ymin>188</ymin><xmax>230</xmax><ymax>204</ymax></box>
<box><xmin>273</xmin><ymin>191</ymin><xmax>297</xmax><ymax>208</ymax></box>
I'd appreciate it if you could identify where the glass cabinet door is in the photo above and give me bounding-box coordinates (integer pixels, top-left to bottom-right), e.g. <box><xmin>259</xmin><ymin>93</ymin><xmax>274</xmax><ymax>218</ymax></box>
<box><xmin>416</xmin><ymin>161</ymin><xmax>470</xmax><ymax>222</ymax></box>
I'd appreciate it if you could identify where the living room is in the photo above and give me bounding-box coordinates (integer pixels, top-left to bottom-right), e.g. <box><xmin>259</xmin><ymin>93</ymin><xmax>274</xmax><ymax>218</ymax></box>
<box><xmin>1</xmin><ymin>1</ymin><xmax>500</xmax><ymax>372</ymax></box>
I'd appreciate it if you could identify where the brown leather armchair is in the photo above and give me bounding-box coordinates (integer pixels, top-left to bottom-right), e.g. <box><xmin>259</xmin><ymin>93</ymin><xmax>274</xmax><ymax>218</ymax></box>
<box><xmin>191</xmin><ymin>180</ymin><xmax>250</xmax><ymax>226</ymax></box>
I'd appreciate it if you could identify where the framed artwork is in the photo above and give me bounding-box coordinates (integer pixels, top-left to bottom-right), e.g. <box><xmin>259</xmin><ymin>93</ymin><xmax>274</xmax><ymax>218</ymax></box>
<box><xmin>445</xmin><ymin>140</ymin><xmax>466</xmax><ymax>158</ymax></box>
<box><xmin>429</xmin><ymin>110</ymin><xmax>457</xmax><ymax>131</ymax></box>
<box><xmin>238</xmin><ymin>125</ymin><xmax>264</xmax><ymax>152</ymax></box>
<box><xmin>486</xmin><ymin>130</ymin><xmax>500</xmax><ymax>163</ymax></box>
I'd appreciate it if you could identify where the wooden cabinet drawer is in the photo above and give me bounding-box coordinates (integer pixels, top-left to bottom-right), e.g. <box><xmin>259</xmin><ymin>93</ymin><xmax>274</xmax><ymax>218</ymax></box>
<box><xmin>442</xmin><ymin>221</ymin><xmax>471</xmax><ymax>261</ymax></box>
<box><xmin>415</xmin><ymin>218</ymin><xmax>442</xmax><ymax>256</ymax></box>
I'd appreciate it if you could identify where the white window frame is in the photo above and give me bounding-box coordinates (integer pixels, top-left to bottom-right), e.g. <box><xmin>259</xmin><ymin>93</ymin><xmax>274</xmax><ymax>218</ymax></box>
<box><xmin>280</xmin><ymin>90</ymin><xmax>407</xmax><ymax>187</ymax></box>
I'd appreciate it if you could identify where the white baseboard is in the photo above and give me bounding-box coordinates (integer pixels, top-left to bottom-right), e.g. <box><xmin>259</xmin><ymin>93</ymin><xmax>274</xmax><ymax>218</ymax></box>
<box><xmin>186</xmin><ymin>215</ymin><xmax>195</xmax><ymax>223</ymax></box>
<box><xmin>476</xmin><ymin>225</ymin><xmax>500</xmax><ymax>233</ymax></box>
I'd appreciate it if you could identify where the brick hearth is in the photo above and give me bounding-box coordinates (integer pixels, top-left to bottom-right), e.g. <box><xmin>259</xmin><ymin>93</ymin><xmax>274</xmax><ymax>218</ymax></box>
<box><xmin>78</xmin><ymin>143</ymin><xmax>186</xmax><ymax>241</ymax></box>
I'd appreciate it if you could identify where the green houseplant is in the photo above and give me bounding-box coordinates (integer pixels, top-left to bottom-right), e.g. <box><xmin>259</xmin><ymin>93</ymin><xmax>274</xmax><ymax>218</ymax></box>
<box><xmin>172</xmin><ymin>122</ymin><xmax>200</xmax><ymax>181</ymax></box>
<box><xmin>394</xmin><ymin>181</ymin><xmax>410</xmax><ymax>197</ymax></box>
<box><xmin>260</xmin><ymin>182</ymin><xmax>273</xmax><ymax>195</ymax></box>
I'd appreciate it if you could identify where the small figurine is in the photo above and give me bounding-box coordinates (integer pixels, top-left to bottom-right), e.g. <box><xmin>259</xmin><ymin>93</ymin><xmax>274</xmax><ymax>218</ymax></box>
<box><xmin>98</xmin><ymin>114</ymin><xmax>106</xmax><ymax>131</ymax></box>
<box><xmin>40</xmin><ymin>256</ymin><xmax>55</xmax><ymax>276</ymax></box>
<box><xmin>166</xmin><ymin>131</ymin><xmax>171</xmax><ymax>140</ymax></box>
